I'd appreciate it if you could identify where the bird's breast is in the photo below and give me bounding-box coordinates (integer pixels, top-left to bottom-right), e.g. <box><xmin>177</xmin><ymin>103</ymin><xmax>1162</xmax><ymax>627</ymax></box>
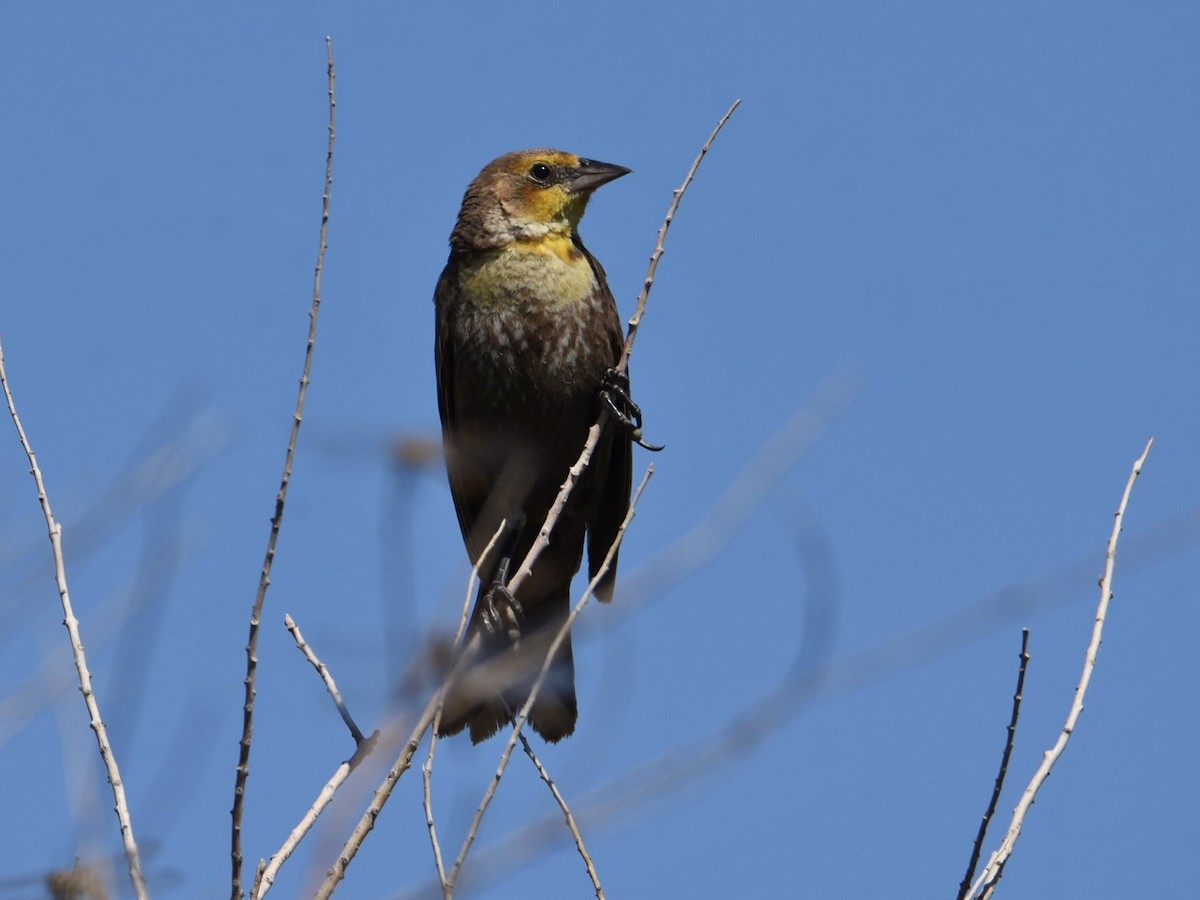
<box><xmin>447</xmin><ymin>248</ymin><xmax>617</xmax><ymax>418</ymax></box>
<box><xmin>457</xmin><ymin>237</ymin><xmax>597</xmax><ymax>311</ymax></box>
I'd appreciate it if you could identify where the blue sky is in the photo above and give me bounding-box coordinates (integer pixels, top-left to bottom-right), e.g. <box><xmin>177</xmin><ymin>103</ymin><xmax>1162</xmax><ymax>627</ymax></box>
<box><xmin>2</xmin><ymin>3</ymin><xmax>1197</xmax><ymax>898</ymax></box>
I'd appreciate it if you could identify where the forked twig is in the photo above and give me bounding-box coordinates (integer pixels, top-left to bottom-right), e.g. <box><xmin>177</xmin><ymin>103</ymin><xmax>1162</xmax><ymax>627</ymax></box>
<box><xmin>253</xmin><ymin>613</ymin><xmax>378</xmax><ymax>898</ymax></box>
<box><xmin>231</xmin><ymin>36</ymin><xmax>337</xmax><ymax>899</ymax></box>
<box><xmin>0</xmin><ymin>339</ymin><xmax>149</xmax><ymax>900</ymax></box>
<box><xmin>967</xmin><ymin>438</ymin><xmax>1154</xmax><ymax>898</ymax></box>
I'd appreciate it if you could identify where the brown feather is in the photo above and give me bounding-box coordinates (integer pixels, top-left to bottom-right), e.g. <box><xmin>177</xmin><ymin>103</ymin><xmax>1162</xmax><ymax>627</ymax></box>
<box><xmin>433</xmin><ymin>149</ymin><xmax>635</xmax><ymax>742</ymax></box>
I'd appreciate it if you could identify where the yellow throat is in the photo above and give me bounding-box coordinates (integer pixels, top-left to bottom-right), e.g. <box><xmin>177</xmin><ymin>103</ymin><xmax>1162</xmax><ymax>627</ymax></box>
<box><xmin>458</xmin><ymin>235</ymin><xmax>597</xmax><ymax>310</ymax></box>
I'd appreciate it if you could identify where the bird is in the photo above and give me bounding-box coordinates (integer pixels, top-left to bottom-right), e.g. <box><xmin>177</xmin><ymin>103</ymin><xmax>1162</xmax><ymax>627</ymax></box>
<box><xmin>433</xmin><ymin>148</ymin><xmax>641</xmax><ymax>743</ymax></box>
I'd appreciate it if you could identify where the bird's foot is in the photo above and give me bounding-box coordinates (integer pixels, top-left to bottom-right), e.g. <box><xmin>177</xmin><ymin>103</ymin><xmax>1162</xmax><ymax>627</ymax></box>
<box><xmin>480</xmin><ymin>581</ymin><xmax>525</xmax><ymax>643</ymax></box>
<box><xmin>599</xmin><ymin>368</ymin><xmax>664</xmax><ymax>451</ymax></box>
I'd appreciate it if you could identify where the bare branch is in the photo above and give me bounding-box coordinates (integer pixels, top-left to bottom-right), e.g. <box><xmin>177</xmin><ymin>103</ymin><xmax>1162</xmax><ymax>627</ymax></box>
<box><xmin>0</xmin><ymin>339</ymin><xmax>149</xmax><ymax>900</ymax></box>
<box><xmin>957</xmin><ymin>628</ymin><xmax>1031</xmax><ymax>900</ymax></box>
<box><xmin>230</xmin><ymin>37</ymin><xmax>337</xmax><ymax>899</ymax></box>
<box><xmin>968</xmin><ymin>438</ymin><xmax>1154</xmax><ymax>899</ymax></box>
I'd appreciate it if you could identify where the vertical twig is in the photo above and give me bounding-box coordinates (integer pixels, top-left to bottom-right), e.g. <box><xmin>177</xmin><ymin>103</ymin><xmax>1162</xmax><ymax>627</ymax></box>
<box><xmin>421</xmin><ymin>752</ymin><xmax>451</xmax><ymax>899</ymax></box>
<box><xmin>968</xmin><ymin>438</ymin><xmax>1154</xmax><ymax>898</ymax></box>
<box><xmin>230</xmin><ymin>36</ymin><xmax>337</xmax><ymax>900</ymax></box>
<box><xmin>957</xmin><ymin>628</ymin><xmax>1031</xmax><ymax>900</ymax></box>
<box><xmin>0</xmin><ymin>340</ymin><xmax>149</xmax><ymax>900</ymax></box>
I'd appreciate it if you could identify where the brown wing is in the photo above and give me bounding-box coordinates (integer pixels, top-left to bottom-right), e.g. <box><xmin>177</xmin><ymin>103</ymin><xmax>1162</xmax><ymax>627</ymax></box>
<box><xmin>589</xmin><ymin>418</ymin><xmax>631</xmax><ymax>603</ymax></box>
<box><xmin>584</xmin><ymin>250</ymin><xmax>633</xmax><ymax>603</ymax></box>
<box><xmin>434</xmin><ymin>262</ymin><xmax>486</xmax><ymax>562</ymax></box>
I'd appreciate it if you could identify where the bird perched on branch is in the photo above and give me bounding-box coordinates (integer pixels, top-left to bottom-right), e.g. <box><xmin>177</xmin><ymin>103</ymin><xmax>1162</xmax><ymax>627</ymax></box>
<box><xmin>434</xmin><ymin>149</ymin><xmax>649</xmax><ymax>743</ymax></box>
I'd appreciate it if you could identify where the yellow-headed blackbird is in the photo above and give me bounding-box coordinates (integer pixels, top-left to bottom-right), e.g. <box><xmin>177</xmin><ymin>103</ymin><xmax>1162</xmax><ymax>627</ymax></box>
<box><xmin>434</xmin><ymin>149</ymin><xmax>636</xmax><ymax>742</ymax></box>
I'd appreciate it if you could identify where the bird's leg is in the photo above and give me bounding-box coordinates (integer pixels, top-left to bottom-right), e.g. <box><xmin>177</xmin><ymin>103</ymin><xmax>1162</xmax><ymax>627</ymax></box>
<box><xmin>480</xmin><ymin>558</ymin><xmax>523</xmax><ymax>642</ymax></box>
<box><xmin>479</xmin><ymin>512</ymin><xmax>526</xmax><ymax>642</ymax></box>
<box><xmin>599</xmin><ymin>367</ymin><xmax>664</xmax><ymax>451</ymax></box>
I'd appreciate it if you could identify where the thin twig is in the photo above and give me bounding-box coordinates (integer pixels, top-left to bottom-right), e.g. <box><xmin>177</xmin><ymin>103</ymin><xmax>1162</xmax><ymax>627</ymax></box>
<box><xmin>446</xmin><ymin>468</ymin><xmax>653</xmax><ymax>895</ymax></box>
<box><xmin>1</xmin><ymin>532</ymin><xmax>205</xmax><ymax>752</ymax></box>
<box><xmin>424</xmin><ymin>521</ymin><xmax>508</xmax><ymax>897</ymax></box>
<box><xmin>507</xmin><ymin>100</ymin><xmax>740</xmax><ymax>596</ymax></box>
<box><xmin>6</xmin><ymin>400</ymin><xmax>225</xmax><ymax>623</ymax></box>
<box><xmin>421</xmin><ymin>753</ymin><xmax>450</xmax><ymax>899</ymax></box>
<box><xmin>518</xmin><ymin>732</ymin><xmax>604</xmax><ymax>899</ymax></box>
<box><xmin>617</xmin><ymin>98</ymin><xmax>741</xmax><ymax>377</ymax></box>
<box><xmin>284</xmin><ymin>614</ymin><xmax>367</xmax><ymax>744</ymax></box>
<box><xmin>0</xmin><ymin>339</ymin><xmax>150</xmax><ymax>900</ymax></box>
<box><xmin>968</xmin><ymin>438</ymin><xmax>1154</xmax><ymax>899</ymax></box>
<box><xmin>231</xmin><ymin>37</ymin><xmax>336</xmax><ymax>900</ymax></box>
<box><xmin>957</xmin><ymin>629</ymin><xmax>1031</xmax><ymax>900</ymax></box>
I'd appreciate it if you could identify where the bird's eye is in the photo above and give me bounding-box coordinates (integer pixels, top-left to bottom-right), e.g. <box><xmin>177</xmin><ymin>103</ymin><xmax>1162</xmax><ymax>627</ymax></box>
<box><xmin>528</xmin><ymin>163</ymin><xmax>553</xmax><ymax>184</ymax></box>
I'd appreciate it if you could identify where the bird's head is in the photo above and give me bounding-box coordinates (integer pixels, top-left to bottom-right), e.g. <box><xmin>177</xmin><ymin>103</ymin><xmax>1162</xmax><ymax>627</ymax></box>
<box><xmin>450</xmin><ymin>149</ymin><xmax>631</xmax><ymax>250</ymax></box>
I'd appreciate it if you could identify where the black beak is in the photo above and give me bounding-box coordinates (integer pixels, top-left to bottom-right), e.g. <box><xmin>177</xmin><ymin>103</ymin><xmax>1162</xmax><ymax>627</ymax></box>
<box><xmin>567</xmin><ymin>158</ymin><xmax>632</xmax><ymax>193</ymax></box>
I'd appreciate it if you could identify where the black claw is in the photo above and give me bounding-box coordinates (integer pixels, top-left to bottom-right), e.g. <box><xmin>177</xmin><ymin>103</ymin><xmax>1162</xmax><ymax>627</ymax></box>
<box><xmin>599</xmin><ymin>368</ymin><xmax>664</xmax><ymax>452</ymax></box>
<box><xmin>476</xmin><ymin>516</ymin><xmax>527</xmax><ymax>642</ymax></box>
<box><xmin>481</xmin><ymin>581</ymin><xmax>524</xmax><ymax>642</ymax></box>
<box><xmin>633</xmin><ymin>432</ymin><xmax>665</xmax><ymax>452</ymax></box>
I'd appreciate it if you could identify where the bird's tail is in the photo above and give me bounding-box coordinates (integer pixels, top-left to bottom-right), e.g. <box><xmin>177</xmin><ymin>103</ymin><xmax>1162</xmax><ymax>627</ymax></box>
<box><xmin>436</xmin><ymin>596</ymin><xmax>577</xmax><ymax>744</ymax></box>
